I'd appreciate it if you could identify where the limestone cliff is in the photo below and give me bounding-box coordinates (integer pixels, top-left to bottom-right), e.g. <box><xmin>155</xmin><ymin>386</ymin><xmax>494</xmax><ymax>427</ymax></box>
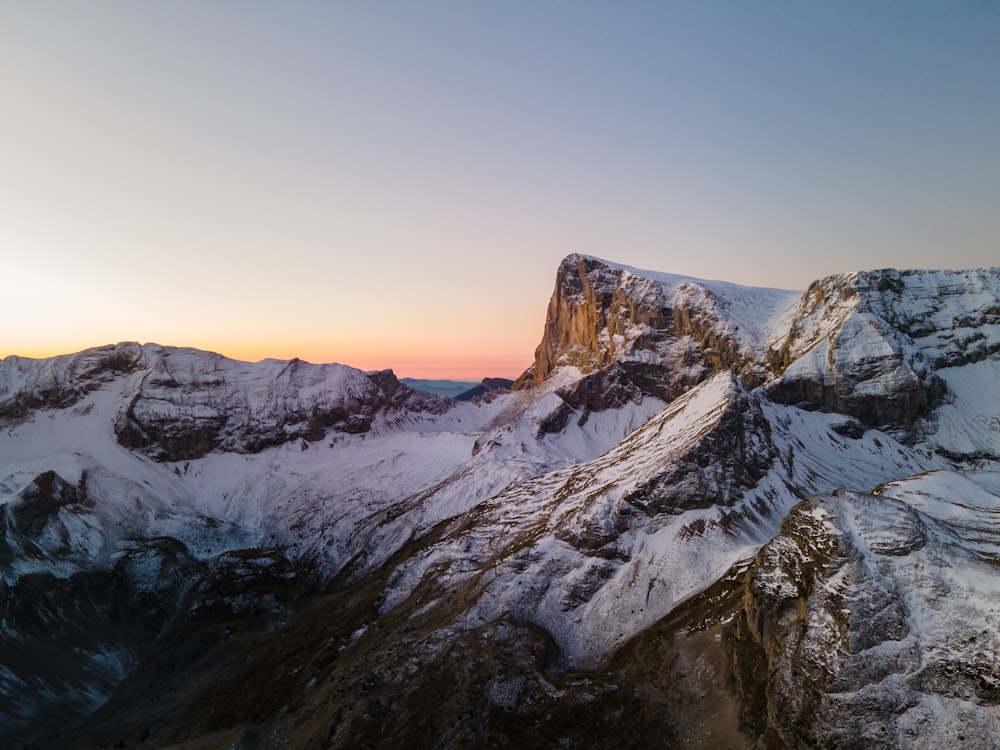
<box><xmin>518</xmin><ymin>253</ymin><xmax>794</xmax><ymax>402</ymax></box>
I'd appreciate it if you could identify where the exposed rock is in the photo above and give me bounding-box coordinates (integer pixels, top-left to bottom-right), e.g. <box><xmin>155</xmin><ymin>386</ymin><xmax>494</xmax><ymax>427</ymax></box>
<box><xmin>0</xmin><ymin>342</ymin><xmax>145</xmax><ymax>421</ymax></box>
<box><xmin>732</xmin><ymin>491</ymin><xmax>1000</xmax><ymax>749</ymax></box>
<box><xmin>2</xmin><ymin>471</ymin><xmax>85</xmax><ymax>545</ymax></box>
<box><xmin>523</xmin><ymin>254</ymin><xmax>672</xmax><ymax>383</ymax></box>
<box><xmin>764</xmin><ymin>268</ymin><xmax>1000</xmax><ymax>429</ymax></box>
<box><xmin>555</xmin><ymin>362</ymin><xmax>647</xmax><ymax>419</ymax></box>
<box><xmin>0</xmin><ymin>471</ymin><xmax>93</xmax><ymax>570</ymax></box>
<box><xmin>517</xmin><ymin>254</ymin><xmax>787</xmax><ymax>400</ymax></box>
<box><xmin>830</xmin><ymin>418</ymin><xmax>866</xmax><ymax>438</ymax></box>
<box><xmin>620</xmin><ymin>374</ymin><xmax>776</xmax><ymax>515</ymax></box>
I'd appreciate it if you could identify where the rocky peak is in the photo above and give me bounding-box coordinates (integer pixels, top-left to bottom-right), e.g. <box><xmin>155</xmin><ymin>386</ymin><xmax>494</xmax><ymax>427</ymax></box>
<box><xmin>519</xmin><ymin>254</ymin><xmax>796</xmax><ymax>400</ymax></box>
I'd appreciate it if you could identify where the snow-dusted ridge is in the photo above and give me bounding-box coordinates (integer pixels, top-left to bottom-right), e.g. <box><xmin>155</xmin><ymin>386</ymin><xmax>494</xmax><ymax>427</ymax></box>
<box><xmin>3</xmin><ymin>255</ymin><xmax>1000</xmax><ymax>747</ymax></box>
<box><xmin>3</xmin><ymin>342</ymin><xmax>454</xmax><ymax>461</ymax></box>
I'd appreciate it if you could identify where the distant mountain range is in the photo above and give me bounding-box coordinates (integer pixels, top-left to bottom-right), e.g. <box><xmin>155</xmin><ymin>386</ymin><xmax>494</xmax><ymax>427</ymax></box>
<box><xmin>2</xmin><ymin>254</ymin><xmax>1000</xmax><ymax>748</ymax></box>
<box><xmin>401</xmin><ymin>377</ymin><xmax>514</xmax><ymax>400</ymax></box>
<box><xmin>400</xmin><ymin>378</ymin><xmax>479</xmax><ymax>397</ymax></box>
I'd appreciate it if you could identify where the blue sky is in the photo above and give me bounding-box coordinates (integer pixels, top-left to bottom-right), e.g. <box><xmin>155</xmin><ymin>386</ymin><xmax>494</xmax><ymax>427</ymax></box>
<box><xmin>2</xmin><ymin>2</ymin><xmax>998</xmax><ymax>376</ymax></box>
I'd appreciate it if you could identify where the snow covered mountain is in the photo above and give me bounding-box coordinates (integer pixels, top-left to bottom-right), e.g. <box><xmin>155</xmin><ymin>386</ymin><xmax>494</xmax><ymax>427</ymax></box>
<box><xmin>2</xmin><ymin>254</ymin><xmax>999</xmax><ymax>748</ymax></box>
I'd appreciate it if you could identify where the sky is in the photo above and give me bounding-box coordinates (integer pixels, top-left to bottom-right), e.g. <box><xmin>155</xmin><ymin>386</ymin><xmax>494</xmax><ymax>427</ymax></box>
<box><xmin>2</xmin><ymin>2</ymin><xmax>998</xmax><ymax>379</ymax></box>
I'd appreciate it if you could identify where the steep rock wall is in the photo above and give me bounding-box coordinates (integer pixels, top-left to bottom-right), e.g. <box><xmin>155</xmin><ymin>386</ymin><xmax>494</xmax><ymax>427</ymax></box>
<box><xmin>519</xmin><ymin>254</ymin><xmax>771</xmax><ymax>401</ymax></box>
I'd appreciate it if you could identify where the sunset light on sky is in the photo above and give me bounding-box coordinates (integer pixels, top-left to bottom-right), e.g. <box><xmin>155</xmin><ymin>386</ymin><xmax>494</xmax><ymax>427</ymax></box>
<box><xmin>2</xmin><ymin>2</ymin><xmax>998</xmax><ymax>379</ymax></box>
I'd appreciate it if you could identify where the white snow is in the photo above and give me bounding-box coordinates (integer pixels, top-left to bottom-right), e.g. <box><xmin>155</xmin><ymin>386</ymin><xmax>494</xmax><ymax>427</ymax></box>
<box><xmin>925</xmin><ymin>360</ymin><xmax>1000</xmax><ymax>461</ymax></box>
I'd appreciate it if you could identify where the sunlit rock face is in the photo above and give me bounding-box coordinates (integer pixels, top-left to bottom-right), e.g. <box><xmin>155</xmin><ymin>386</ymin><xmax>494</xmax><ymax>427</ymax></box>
<box><xmin>519</xmin><ymin>253</ymin><xmax>795</xmax><ymax>399</ymax></box>
<box><xmin>2</xmin><ymin>255</ymin><xmax>1000</xmax><ymax>748</ymax></box>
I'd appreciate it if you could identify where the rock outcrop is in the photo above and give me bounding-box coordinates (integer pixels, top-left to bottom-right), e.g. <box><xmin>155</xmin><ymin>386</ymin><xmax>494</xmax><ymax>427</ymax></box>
<box><xmin>518</xmin><ymin>254</ymin><xmax>795</xmax><ymax>398</ymax></box>
<box><xmin>732</xmin><ymin>490</ymin><xmax>1000</xmax><ymax>748</ymax></box>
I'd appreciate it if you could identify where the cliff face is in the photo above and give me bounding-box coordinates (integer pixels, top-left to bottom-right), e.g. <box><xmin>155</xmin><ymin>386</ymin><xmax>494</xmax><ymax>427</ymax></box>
<box><xmin>527</xmin><ymin>255</ymin><xmax>673</xmax><ymax>383</ymax></box>
<box><xmin>520</xmin><ymin>254</ymin><xmax>796</xmax><ymax>409</ymax></box>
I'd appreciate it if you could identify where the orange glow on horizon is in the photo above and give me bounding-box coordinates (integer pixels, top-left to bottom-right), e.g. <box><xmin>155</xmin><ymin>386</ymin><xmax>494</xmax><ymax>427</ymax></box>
<box><xmin>210</xmin><ymin>336</ymin><xmax>536</xmax><ymax>380</ymax></box>
<box><xmin>2</xmin><ymin>338</ymin><xmax>536</xmax><ymax>382</ymax></box>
